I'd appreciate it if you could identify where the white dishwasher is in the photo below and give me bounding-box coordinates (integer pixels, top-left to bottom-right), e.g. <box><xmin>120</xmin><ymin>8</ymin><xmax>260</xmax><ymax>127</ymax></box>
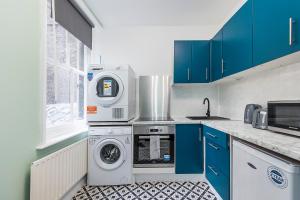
<box><xmin>232</xmin><ymin>140</ymin><xmax>300</xmax><ymax>200</ymax></box>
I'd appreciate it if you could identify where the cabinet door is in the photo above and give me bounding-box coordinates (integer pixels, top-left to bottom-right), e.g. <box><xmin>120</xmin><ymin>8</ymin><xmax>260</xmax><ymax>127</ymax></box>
<box><xmin>175</xmin><ymin>124</ymin><xmax>203</xmax><ymax>174</ymax></box>
<box><xmin>291</xmin><ymin>0</ymin><xmax>300</xmax><ymax>52</ymax></box>
<box><xmin>174</xmin><ymin>41</ymin><xmax>192</xmax><ymax>83</ymax></box>
<box><xmin>211</xmin><ymin>30</ymin><xmax>223</xmax><ymax>81</ymax></box>
<box><xmin>222</xmin><ymin>0</ymin><xmax>253</xmax><ymax>76</ymax></box>
<box><xmin>191</xmin><ymin>41</ymin><xmax>210</xmax><ymax>83</ymax></box>
<box><xmin>253</xmin><ymin>0</ymin><xmax>292</xmax><ymax>66</ymax></box>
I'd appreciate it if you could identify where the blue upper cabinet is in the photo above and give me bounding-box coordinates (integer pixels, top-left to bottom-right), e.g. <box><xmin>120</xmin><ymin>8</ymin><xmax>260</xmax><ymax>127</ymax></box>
<box><xmin>174</xmin><ymin>41</ymin><xmax>210</xmax><ymax>83</ymax></box>
<box><xmin>175</xmin><ymin>124</ymin><xmax>203</xmax><ymax>174</ymax></box>
<box><xmin>222</xmin><ymin>0</ymin><xmax>253</xmax><ymax>76</ymax></box>
<box><xmin>211</xmin><ymin>30</ymin><xmax>223</xmax><ymax>81</ymax></box>
<box><xmin>253</xmin><ymin>0</ymin><xmax>293</xmax><ymax>66</ymax></box>
<box><xmin>291</xmin><ymin>0</ymin><xmax>300</xmax><ymax>52</ymax></box>
<box><xmin>191</xmin><ymin>42</ymin><xmax>210</xmax><ymax>83</ymax></box>
<box><xmin>174</xmin><ymin>41</ymin><xmax>191</xmax><ymax>83</ymax></box>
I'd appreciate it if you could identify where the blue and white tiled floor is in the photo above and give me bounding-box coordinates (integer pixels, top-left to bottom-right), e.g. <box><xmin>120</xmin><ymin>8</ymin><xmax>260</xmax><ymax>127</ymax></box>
<box><xmin>73</xmin><ymin>181</ymin><xmax>218</xmax><ymax>200</ymax></box>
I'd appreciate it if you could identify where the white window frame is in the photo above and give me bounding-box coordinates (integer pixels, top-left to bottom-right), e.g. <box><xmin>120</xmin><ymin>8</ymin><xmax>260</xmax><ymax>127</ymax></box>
<box><xmin>37</xmin><ymin>0</ymin><xmax>89</xmax><ymax>149</ymax></box>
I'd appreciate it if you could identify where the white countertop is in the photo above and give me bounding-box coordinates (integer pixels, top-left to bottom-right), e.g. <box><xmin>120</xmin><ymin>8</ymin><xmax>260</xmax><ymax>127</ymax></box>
<box><xmin>88</xmin><ymin>117</ymin><xmax>300</xmax><ymax>161</ymax></box>
<box><xmin>201</xmin><ymin>120</ymin><xmax>300</xmax><ymax>162</ymax></box>
<box><xmin>133</xmin><ymin>117</ymin><xmax>300</xmax><ymax>161</ymax></box>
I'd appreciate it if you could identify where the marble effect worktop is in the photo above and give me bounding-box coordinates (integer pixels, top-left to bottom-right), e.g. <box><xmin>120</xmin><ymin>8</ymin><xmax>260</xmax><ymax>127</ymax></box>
<box><xmin>89</xmin><ymin>117</ymin><xmax>300</xmax><ymax>161</ymax></box>
<box><xmin>201</xmin><ymin>120</ymin><xmax>300</xmax><ymax>162</ymax></box>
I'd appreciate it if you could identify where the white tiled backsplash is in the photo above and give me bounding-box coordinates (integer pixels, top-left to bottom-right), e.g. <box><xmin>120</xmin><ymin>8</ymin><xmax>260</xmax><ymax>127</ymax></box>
<box><xmin>171</xmin><ymin>84</ymin><xmax>219</xmax><ymax>117</ymax></box>
<box><xmin>218</xmin><ymin>62</ymin><xmax>300</xmax><ymax>120</ymax></box>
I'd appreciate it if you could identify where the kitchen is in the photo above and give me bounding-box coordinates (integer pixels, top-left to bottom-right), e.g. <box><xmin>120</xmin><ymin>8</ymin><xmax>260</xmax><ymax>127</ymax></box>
<box><xmin>2</xmin><ymin>0</ymin><xmax>300</xmax><ymax>200</ymax></box>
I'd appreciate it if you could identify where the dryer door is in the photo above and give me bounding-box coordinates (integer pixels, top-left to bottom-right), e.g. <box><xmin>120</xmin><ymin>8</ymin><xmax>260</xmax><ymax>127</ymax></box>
<box><xmin>94</xmin><ymin>138</ymin><xmax>126</xmax><ymax>170</ymax></box>
<box><xmin>89</xmin><ymin>72</ymin><xmax>124</xmax><ymax>107</ymax></box>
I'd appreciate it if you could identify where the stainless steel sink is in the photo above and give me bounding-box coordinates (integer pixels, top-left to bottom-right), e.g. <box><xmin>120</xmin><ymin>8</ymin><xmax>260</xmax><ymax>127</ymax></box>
<box><xmin>186</xmin><ymin>116</ymin><xmax>230</xmax><ymax>120</ymax></box>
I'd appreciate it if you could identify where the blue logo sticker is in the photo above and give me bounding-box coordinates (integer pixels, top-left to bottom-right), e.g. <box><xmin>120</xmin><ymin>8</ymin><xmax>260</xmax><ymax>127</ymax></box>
<box><xmin>163</xmin><ymin>154</ymin><xmax>171</xmax><ymax>161</ymax></box>
<box><xmin>267</xmin><ymin>166</ymin><xmax>288</xmax><ymax>189</ymax></box>
<box><xmin>87</xmin><ymin>72</ymin><xmax>93</xmax><ymax>81</ymax></box>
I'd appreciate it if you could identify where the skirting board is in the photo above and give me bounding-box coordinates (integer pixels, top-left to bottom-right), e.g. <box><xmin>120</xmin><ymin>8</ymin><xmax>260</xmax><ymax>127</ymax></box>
<box><xmin>134</xmin><ymin>173</ymin><xmax>205</xmax><ymax>183</ymax></box>
<box><xmin>61</xmin><ymin>175</ymin><xmax>87</xmax><ymax>200</ymax></box>
<box><xmin>133</xmin><ymin>167</ymin><xmax>175</xmax><ymax>174</ymax></box>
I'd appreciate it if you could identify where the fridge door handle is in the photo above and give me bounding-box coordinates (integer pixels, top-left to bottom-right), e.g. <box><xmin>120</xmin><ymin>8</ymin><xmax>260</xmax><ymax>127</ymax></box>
<box><xmin>247</xmin><ymin>162</ymin><xmax>257</xmax><ymax>170</ymax></box>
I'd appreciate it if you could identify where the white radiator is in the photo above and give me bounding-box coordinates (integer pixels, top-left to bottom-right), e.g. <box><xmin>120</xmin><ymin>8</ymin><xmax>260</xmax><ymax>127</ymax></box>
<box><xmin>30</xmin><ymin>139</ymin><xmax>87</xmax><ymax>200</ymax></box>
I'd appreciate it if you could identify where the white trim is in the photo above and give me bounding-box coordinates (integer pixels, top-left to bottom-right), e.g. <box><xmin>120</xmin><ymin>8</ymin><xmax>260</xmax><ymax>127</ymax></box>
<box><xmin>39</xmin><ymin>0</ymin><xmax>90</xmax><ymax>148</ymax></box>
<box><xmin>39</xmin><ymin>0</ymin><xmax>48</xmax><ymax>144</ymax></box>
<box><xmin>36</xmin><ymin>126</ymin><xmax>88</xmax><ymax>150</ymax></box>
<box><xmin>76</xmin><ymin>0</ymin><xmax>103</xmax><ymax>29</ymax></box>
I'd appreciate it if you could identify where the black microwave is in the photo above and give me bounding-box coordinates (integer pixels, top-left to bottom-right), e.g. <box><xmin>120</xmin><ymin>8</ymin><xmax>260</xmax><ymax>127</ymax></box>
<box><xmin>268</xmin><ymin>101</ymin><xmax>300</xmax><ymax>137</ymax></box>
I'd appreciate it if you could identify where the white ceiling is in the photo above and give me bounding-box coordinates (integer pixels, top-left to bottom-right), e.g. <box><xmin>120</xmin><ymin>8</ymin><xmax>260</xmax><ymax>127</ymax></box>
<box><xmin>84</xmin><ymin>0</ymin><xmax>243</xmax><ymax>27</ymax></box>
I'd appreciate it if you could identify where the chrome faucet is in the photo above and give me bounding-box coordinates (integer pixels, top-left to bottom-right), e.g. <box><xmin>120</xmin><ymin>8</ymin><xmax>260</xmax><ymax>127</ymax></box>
<box><xmin>203</xmin><ymin>98</ymin><xmax>210</xmax><ymax>118</ymax></box>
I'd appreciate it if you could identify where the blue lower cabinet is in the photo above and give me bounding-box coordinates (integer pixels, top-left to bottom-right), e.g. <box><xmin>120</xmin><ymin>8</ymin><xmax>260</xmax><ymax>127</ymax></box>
<box><xmin>204</xmin><ymin>126</ymin><xmax>230</xmax><ymax>200</ymax></box>
<box><xmin>175</xmin><ymin>124</ymin><xmax>203</xmax><ymax>174</ymax></box>
<box><xmin>203</xmin><ymin>126</ymin><xmax>228</xmax><ymax>149</ymax></box>
<box><xmin>206</xmin><ymin>139</ymin><xmax>230</xmax><ymax>177</ymax></box>
<box><xmin>206</xmin><ymin>162</ymin><xmax>229</xmax><ymax>200</ymax></box>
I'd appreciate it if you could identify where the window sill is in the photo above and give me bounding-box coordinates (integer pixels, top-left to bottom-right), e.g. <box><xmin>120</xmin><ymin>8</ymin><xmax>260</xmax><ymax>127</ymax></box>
<box><xmin>36</xmin><ymin>126</ymin><xmax>88</xmax><ymax>150</ymax></box>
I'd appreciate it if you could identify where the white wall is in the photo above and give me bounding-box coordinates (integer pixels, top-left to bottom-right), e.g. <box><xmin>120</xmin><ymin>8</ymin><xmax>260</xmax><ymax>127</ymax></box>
<box><xmin>92</xmin><ymin>25</ymin><xmax>300</xmax><ymax>120</ymax></box>
<box><xmin>92</xmin><ymin>26</ymin><xmax>220</xmax><ymax>117</ymax></box>
<box><xmin>218</xmin><ymin>62</ymin><xmax>300</xmax><ymax>120</ymax></box>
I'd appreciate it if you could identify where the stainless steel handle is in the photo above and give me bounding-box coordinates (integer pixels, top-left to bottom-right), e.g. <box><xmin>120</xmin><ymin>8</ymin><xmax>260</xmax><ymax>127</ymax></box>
<box><xmin>208</xmin><ymin>143</ymin><xmax>219</xmax><ymax>150</ymax></box>
<box><xmin>206</xmin><ymin>67</ymin><xmax>208</xmax><ymax>81</ymax></box>
<box><xmin>289</xmin><ymin>17</ymin><xmax>294</xmax><ymax>46</ymax></box>
<box><xmin>208</xmin><ymin>165</ymin><xmax>218</xmax><ymax>176</ymax></box>
<box><xmin>187</xmin><ymin>68</ymin><xmax>191</xmax><ymax>81</ymax></box>
<box><xmin>221</xmin><ymin>59</ymin><xmax>224</xmax><ymax>75</ymax></box>
<box><xmin>206</xmin><ymin>132</ymin><xmax>217</xmax><ymax>138</ymax></box>
<box><xmin>199</xmin><ymin>128</ymin><xmax>202</xmax><ymax>142</ymax></box>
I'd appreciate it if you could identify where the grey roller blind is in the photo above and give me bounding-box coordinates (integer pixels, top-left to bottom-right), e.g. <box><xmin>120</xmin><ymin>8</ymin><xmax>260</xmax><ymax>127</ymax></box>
<box><xmin>55</xmin><ymin>0</ymin><xmax>94</xmax><ymax>49</ymax></box>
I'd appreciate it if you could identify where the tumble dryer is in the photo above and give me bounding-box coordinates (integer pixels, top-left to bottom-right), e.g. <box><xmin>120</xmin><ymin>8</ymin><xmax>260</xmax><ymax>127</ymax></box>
<box><xmin>87</xmin><ymin>65</ymin><xmax>136</xmax><ymax>122</ymax></box>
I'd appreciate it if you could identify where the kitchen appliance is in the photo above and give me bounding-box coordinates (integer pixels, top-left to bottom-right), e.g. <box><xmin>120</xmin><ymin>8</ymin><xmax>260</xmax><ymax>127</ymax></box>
<box><xmin>87</xmin><ymin>64</ymin><xmax>136</xmax><ymax>122</ymax></box>
<box><xmin>252</xmin><ymin>108</ymin><xmax>268</xmax><ymax>129</ymax></box>
<box><xmin>138</xmin><ymin>75</ymin><xmax>172</xmax><ymax>121</ymax></box>
<box><xmin>268</xmin><ymin>100</ymin><xmax>300</xmax><ymax>137</ymax></box>
<box><xmin>233</xmin><ymin>140</ymin><xmax>300</xmax><ymax>200</ymax></box>
<box><xmin>133</xmin><ymin>125</ymin><xmax>175</xmax><ymax>168</ymax></box>
<box><xmin>244</xmin><ymin>104</ymin><xmax>262</xmax><ymax>124</ymax></box>
<box><xmin>88</xmin><ymin>126</ymin><xmax>133</xmax><ymax>185</ymax></box>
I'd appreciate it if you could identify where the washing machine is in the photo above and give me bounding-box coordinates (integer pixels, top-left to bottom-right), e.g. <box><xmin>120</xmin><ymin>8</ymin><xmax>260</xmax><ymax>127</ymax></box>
<box><xmin>87</xmin><ymin>65</ymin><xmax>136</xmax><ymax>122</ymax></box>
<box><xmin>88</xmin><ymin>126</ymin><xmax>133</xmax><ymax>186</ymax></box>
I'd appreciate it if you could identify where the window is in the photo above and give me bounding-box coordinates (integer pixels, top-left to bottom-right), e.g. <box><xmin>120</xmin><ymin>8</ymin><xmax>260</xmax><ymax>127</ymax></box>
<box><xmin>42</xmin><ymin>0</ymin><xmax>90</xmax><ymax>145</ymax></box>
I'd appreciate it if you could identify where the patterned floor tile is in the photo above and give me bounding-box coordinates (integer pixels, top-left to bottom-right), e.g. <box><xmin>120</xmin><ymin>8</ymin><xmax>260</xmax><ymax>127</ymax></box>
<box><xmin>73</xmin><ymin>181</ymin><xmax>218</xmax><ymax>200</ymax></box>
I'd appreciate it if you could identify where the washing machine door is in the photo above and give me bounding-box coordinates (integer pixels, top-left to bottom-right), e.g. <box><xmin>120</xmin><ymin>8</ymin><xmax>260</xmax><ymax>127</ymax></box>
<box><xmin>94</xmin><ymin>138</ymin><xmax>127</xmax><ymax>170</ymax></box>
<box><xmin>89</xmin><ymin>72</ymin><xmax>124</xmax><ymax>107</ymax></box>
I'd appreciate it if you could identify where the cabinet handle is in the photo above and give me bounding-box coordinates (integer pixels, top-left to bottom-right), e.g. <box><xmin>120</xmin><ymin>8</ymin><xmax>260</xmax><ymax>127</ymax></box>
<box><xmin>199</xmin><ymin>128</ymin><xmax>202</xmax><ymax>142</ymax></box>
<box><xmin>187</xmin><ymin>68</ymin><xmax>191</xmax><ymax>81</ymax></box>
<box><xmin>208</xmin><ymin>143</ymin><xmax>219</xmax><ymax>150</ymax></box>
<box><xmin>206</xmin><ymin>132</ymin><xmax>217</xmax><ymax>138</ymax></box>
<box><xmin>208</xmin><ymin>165</ymin><xmax>219</xmax><ymax>176</ymax></box>
<box><xmin>206</xmin><ymin>67</ymin><xmax>208</xmax><ymax>81</ymax></box>
<box><xmin>221</xmin><ymin>59</ymin><xmax>224</xmax><ymax>75</ymax></box>
<box><xmin>289</xmin><ymin>17</ymin><xmax>296</xmax><ymax>46</ymax></box>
